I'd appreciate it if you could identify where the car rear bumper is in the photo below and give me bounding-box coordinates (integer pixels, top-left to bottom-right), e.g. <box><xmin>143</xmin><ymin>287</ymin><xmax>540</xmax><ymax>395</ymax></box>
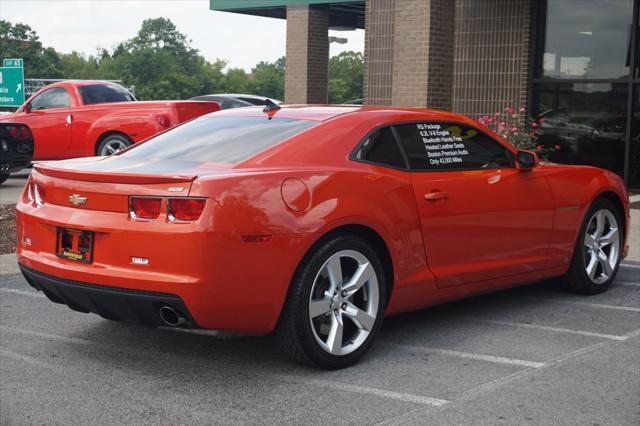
<box><xmin>0</xmin><ymin>152</ymin><xmax>31</xmax><ymax>174</ymax></box>
<box><xmin>20</xmin><ymin>264</ymin><xmax>198</xmax><ymax>328</ymax></box>
<box><xmin>16</xmin><ymin>199</ymin><xmax>314</xmax><ymax>335</ymax></box>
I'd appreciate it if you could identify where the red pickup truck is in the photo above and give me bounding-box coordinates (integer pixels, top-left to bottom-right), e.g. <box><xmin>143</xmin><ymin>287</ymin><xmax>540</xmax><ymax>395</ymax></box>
<box><xmin>1</xmin><ymin>81</ymin><xmax>220</xmax><ymax>160</ymax></box>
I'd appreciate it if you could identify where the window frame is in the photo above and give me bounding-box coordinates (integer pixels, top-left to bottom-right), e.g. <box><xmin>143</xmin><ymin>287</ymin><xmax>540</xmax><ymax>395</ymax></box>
<box><xmin>349</xmin><ymin>124</ymin><xmax>411</xmax><ymax>171</ymax></box>
<box><xmin>78</xmin><ymin>84</ymin><xmax>136</xmax><ymax>105</ymax></box>
<box><xmin>350</xmin><ymin>120</ymin><xmax>516</xmax><ymax>173</ymax></box>
<box><xmin>27</xmin><ymin>87</ymin><xmax>71</xmax><ymax>111</ymax></box>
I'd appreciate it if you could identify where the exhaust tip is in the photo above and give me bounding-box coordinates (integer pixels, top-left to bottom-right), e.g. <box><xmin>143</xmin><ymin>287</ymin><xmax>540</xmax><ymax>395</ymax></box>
<box><xmin>159</xmin><ymin>305</ymin><xmax>186</xmax><ymax>327</ymax></box>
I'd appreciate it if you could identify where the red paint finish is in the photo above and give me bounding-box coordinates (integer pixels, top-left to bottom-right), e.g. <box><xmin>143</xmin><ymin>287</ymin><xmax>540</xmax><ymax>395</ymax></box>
<box><xmin>281</xmin><ymin>178</ymin><xmax>311</xmax><ymax>212</ymax></box>
<box><xmin>15</xmin><ymin>106</ymin><xmax>630</xmax><ymax>334</ymax></box>
<box><xmin>1</xmin><ymin>81</ymin><xmax>219</xmax><ymax>161</ymax></box>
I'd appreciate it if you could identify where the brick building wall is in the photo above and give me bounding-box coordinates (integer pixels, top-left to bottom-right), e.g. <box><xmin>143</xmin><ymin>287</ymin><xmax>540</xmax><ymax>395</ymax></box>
<box><xmin>362</xmin><ymin>0</ymin><xmax>533</xmax><ymax>116</ymax></box>
<box><xmin>452</xmin><ymin>0</ymin><xmax>533</xmax><ymax>118</ymax></box>
<box><xmin>390</xmin><ymin>0</ymin><xmax>455</xmax><ymax>109</ymax></box>
<box><xmin>363</xmin><ymin>0</ymin><xmax>395</xmax><ymax>105</ymax></box>
<box><xmin>285</xmin><ymin>5</ymin><xmax>329</xmax><ymax>104</ymax></box>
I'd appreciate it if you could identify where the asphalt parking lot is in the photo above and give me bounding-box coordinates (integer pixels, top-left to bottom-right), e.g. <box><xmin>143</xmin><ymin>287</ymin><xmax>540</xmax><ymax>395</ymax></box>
<box><xmin>1</xmin><ymin>173</ymin><xmax>639</xmax><ymax>425</ymax></box>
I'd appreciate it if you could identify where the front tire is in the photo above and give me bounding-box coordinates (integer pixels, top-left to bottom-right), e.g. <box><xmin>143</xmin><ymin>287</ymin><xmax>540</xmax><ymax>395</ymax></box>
<box><xmin>276</xmin><ymin>235</ymin><xmax>387</xmax><ymax>369</ymax></box>
<box><xmin>0</xmin><ymin>174</ymin><xmax>9</xmax><ymax>185</ymax></box>
<box><xmin>97</xmin><ymin>133</ymin><xmax>131</xmax><ymax>156</ymax></box>
<box><xmin>564</xmin><ymin>197</ymin><xmax>622</xmax><ymax>294</ymax></box>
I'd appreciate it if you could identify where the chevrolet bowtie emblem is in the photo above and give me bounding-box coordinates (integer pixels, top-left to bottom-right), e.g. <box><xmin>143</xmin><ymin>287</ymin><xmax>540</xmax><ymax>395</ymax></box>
<box><xmin>68</xmin><ymin>194</ymin><xmax>87</xmax><ymax>206</ymax></box>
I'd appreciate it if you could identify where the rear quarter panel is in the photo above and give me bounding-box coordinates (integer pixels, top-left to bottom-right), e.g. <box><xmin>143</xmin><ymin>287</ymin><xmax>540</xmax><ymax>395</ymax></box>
<box><xmin>189</xmin><ymin>115</ymin><xmax>434</xmax><ymax>319</ymax></box>
<box><xmin>73</xmin><ymin>107</ymin><xmax>159</xmax><ymax>155</ymax></box>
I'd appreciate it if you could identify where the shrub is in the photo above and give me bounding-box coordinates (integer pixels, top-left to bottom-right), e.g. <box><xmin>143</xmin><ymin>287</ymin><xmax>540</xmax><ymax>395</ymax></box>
<box><xmin>478</xmin><ymin>107</ymin><xmax>558</xmax><ymax>158</ymax></box>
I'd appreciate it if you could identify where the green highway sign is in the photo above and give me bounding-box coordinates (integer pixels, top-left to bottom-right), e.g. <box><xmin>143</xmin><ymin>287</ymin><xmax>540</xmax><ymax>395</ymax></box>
<box><xmin>3</xmin><ymin>58</ymin><xmax>23</xmax><ymax>68</ymax></box>
<box><xmin>0</xmin><ymin>58</ymin><xmax>25</xmax><ymax>108</ymax></box>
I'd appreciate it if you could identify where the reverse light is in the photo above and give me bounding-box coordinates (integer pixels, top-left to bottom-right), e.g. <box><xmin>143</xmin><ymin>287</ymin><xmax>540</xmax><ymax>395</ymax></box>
<box><xmin>33</xmin><ymin>183</ymin><xmax>45</xmax><ymax>207</ymax></box>
<box><xmin>168</xmin><ymin>198</ymin><xmax>206</xmax><ymax>221</ymax></box>
<box><xmin>130</xmin><ymin>197</ymin><xmax>163</xmax><ymax>220</ymax></box>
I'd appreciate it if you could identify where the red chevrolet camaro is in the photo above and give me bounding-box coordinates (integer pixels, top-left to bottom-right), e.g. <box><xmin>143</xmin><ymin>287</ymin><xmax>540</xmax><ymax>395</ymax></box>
<box><xmin>16</xmin><ymin>105</ymin><xmax>630</xmax><ymax>369</ymax></box>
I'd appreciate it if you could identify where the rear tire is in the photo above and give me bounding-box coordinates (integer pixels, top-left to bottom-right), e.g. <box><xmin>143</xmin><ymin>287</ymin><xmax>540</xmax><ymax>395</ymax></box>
<box><xmin>564</xmin><ymin>197</ymin><xmax>622</xmax><ymax>294</ymax></box>
<box><xmin>0</xmin><ymin>174</ymin><xmax>8</xmax><ymax>184</ymax></box>
<box><xmin>96</xmin><ymin>133</ymin><xmax>131</xmax><ymax>156</ymax></box>
<box><xmin>275</xmin><ymin>235</ymin><xmax>387</xmax><ymax>369</ymax></box>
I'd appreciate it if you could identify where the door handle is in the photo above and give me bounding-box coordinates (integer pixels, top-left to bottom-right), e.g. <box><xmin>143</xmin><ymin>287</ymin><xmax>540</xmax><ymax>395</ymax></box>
<box><xmin>424</xmin><ymin>191</ymin><xmax>448</xmax><ymax>201</ymax></box>
<box><xmin>66</xmin><ymin>114</ymin><xmax>73</xmax><ymax>125</ymax></box>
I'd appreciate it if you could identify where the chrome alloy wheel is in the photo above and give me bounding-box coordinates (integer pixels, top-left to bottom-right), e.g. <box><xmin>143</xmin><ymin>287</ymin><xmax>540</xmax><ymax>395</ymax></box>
<box><xmin>100</xmin><ymin>139</ymin><xmax>128</xmax><ymax>156</ymax></box>
<box><xmin>308</xmin><ymin>250</ymin><xmax>379</xmax><ymax>356</ymax></box>
<box><xmin>583</xmin><ymin>209</ymin><xmax>620</xmax><ymax>285</ymax></box>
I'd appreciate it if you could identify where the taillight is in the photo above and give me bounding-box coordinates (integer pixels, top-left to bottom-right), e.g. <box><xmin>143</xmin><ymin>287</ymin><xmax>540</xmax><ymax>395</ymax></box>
<box><xmin>130</xmin><ymin>197</ymin><xmax>162</xmax><ymax>220</ymax></box>
<box><xmin>20</xmin><ymin>126</ymin><xmax>31</xmax><ymax>140</ymax></box>
<box><xmin>168</xmin><ymin>198</ymin><xmax>206</xmax><ymax>221</ymax></box>
<box><xmin>33</xmin><ymin>183</ymin><xmax>45</xmax><ymax>206</ymax></box>
<box><xmin>7</xmin><ymin>126</ymin><xmax>19</xmax><ymax>139</ymax></box>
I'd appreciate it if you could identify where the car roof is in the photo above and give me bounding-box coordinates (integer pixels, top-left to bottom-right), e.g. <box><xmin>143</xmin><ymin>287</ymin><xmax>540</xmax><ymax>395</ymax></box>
<box><xmin>54</xmin><ymin>80</ymin><xmax>125</xmax><ymax>87</ymax></box>
<box><xmin>214</xmin><ymin>94</ymin><xmax>276</xmax><ymax>100</ymax></box>
<box><xmin>212</xmin><ymin>104</ymin><xmax>478</xmax><ymax>124</ymax></box>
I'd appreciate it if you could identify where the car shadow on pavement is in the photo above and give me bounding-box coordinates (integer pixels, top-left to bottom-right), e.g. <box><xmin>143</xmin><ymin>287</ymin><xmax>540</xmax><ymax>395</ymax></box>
<box><xmin>68</xmin><ymin>278</ymin><xmax>569</xmax><ymax>372</ymax></box>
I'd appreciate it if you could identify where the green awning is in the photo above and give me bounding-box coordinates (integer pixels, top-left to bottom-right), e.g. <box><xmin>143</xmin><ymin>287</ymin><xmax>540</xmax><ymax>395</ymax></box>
<box><xmin>210</xmin><ymin>0</ymin><xmax>365</xmax><ymax>29</ymax></box>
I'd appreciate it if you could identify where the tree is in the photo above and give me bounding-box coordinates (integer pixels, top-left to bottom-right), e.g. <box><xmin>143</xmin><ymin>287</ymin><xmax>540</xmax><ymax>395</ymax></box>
<box><xmin>221</xmin><ymin>68</ymin><xmax>249</xmax><ymax>94</ymax></box>
<box><xmin>248</xmin><ymin>57</ymin><xmax>284</xmax><ymax>100</ymax></box>
<box><xmin>328</xmin><ymin>51</ymin><xmax>363</xmax><ymax>103</ymax></box>
<box><xmin>0</xmin><ymin>20</ymin><xmax>63</xmax><ymax>78</ymax></box>
<box><xmin>107</xmin><ymin>18</ymin><xmax>216</xmax><ymax>99</ymax></box>
<box><xmin>59</xmin><ymin>52</ymin><xmax>102</xmax><ymax>80</ymax></box>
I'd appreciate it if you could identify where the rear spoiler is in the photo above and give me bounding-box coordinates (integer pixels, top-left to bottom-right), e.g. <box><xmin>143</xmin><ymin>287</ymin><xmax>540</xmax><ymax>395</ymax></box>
<box><xmin>34</xmin><ymin>164</ymin><xmax>197</xmax><ymax>185</ymax></box>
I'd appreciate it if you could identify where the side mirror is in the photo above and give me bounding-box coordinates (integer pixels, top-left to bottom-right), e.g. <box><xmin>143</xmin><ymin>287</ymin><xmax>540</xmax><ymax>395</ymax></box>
<box><xmin>516</xmin><ymin>150</ymin><xmax>539</xmax><ymax>170</ymax></box>
<box><xmin>24</xmin><ymin>102</ymin><xmax>32</xmax><ymax>113</ymax></box>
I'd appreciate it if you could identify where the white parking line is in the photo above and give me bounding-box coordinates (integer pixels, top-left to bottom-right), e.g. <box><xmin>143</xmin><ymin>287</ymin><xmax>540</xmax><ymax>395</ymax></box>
<box><xmin>0</xmin><ymin>288</ymin><xmax>43</xmax><ymax>298</ymax></box>
<box><xmin>481</xmin><ymin>319</ymin><xmax>630</xmax><ymax>341</ymax></box>
<box><xmin>529</xmin><ymin>297</ymin><xmax>640</xmax><ymax>313</ymax></box>
<box><xmin>0</xmin><ymin>349</ymin><xmax>58</xmax><ymax>371</ymax></box>
<box><xmin>617</xmin><ymin>281</ymin><xmax>640</xmax><ymax>288</ymax></box>
<box><xmin>620</xmin><ymin>263</ymin><xmax>640</xmax><ymax>270</ymax></box>
<box><xmin>0</xmin><ymin>325</ymin><xmax>91</xmax><ymax>346</ymax></box>
<box><xmin>303</xmin><ymin>379</ymin><xmax>449</xmax><ymax>407</ymax></box>
<box><xmin>388</xmin><ymin>343</ymin><xmax>546</xmax><ymax>368</ymax></box>
<box><xmin>0</xmin><ymin>324</ymin><xmax>449</xmax><ymax>407</ymax></box>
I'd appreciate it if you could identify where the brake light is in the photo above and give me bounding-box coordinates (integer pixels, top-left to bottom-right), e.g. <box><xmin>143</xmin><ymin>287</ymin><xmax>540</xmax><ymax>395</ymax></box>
<box><xmin>20</xmin><ymin>126</ymin><xmax>31</xmax><ymax>140</ymax></box>
<box><xmin>168</xmin><ymin>198</ymin><xmax>206</xmax><ymax>221</ymax></box>
<box><xmin>7</xmin><ymin>126</ymin><xmax>19</xmax><ymax>139</ymax></box>
<box><xmin>130</xmin><ymin>197</ymin><xmax>162</xmax><ymax>220</ymax></box>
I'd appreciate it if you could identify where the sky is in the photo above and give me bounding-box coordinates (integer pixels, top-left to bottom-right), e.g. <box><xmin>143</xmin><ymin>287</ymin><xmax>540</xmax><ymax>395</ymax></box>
<box><xmin>0</xmin><ymin>0</ymin><xmax>364</xmax><ymax>71</ymax></box>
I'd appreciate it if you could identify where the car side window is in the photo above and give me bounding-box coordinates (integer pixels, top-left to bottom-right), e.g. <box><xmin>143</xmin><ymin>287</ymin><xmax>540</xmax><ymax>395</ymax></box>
<box><xmin>394</xmin><ymin>122</ymin><xmax>514</xmax><ymax>171</ymax></box>
<box><xmin>354</xmin><ymin>126</ymin><xmax>407</xmax><ymax>169</ymax></box>
<box><xmin>29</xmin><ymin>87</ymin><xmax>71</xmax><ymax>111</ymax></box>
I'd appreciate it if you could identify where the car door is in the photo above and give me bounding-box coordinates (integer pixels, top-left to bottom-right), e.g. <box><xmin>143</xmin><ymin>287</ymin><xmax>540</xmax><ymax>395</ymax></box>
<box><xmin>394</xmin><ymin>121</ymin><xmax>555</xmax><ymax>288</ymax></box>
<box><xmin>14</xmin><ymin>87</ymin><xmax>72</xmax><ymax>160</ymax></box>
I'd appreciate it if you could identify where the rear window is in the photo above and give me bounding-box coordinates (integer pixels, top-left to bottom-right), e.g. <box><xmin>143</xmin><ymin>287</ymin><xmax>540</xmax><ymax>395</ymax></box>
<box><xmin>79</xmin><ymin>84</ymin><xmax>135</xmax><ymax>105</ymax></box>
<box><xmin>120</xmin><ymin>116</ymin><xmax>317</xmax><ymax>164</ymax></box>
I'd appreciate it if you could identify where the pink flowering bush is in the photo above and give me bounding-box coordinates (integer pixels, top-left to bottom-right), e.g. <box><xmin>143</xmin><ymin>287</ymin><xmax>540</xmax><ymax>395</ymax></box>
<box><xmin>478</xmin><ymin>107</ymin><xmax>558</xmax><ymax>158</ymax></box>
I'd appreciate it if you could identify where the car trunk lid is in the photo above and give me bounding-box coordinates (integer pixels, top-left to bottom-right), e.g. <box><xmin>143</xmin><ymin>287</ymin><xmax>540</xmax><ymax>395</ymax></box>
<box><xmin>30</xmin><ymin>156</ymin><xmax>232</xmax><ymax>213</ymax></box>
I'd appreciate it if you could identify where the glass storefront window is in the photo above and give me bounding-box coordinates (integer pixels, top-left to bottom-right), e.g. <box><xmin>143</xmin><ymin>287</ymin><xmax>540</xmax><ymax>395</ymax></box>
<box><xmin>629</xmin><ymin>85</ymin><xmax>640</xmax><ymax>188</ymax></box>
<box><xmin>537</xmin><ymin>83</ymin><xmax>628</xmax><ymax>177</ymax></box>
<box><xmin>541</xmin><ymin>0</ymin><xmax>634</xmax><ymax>79</ymax></box>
